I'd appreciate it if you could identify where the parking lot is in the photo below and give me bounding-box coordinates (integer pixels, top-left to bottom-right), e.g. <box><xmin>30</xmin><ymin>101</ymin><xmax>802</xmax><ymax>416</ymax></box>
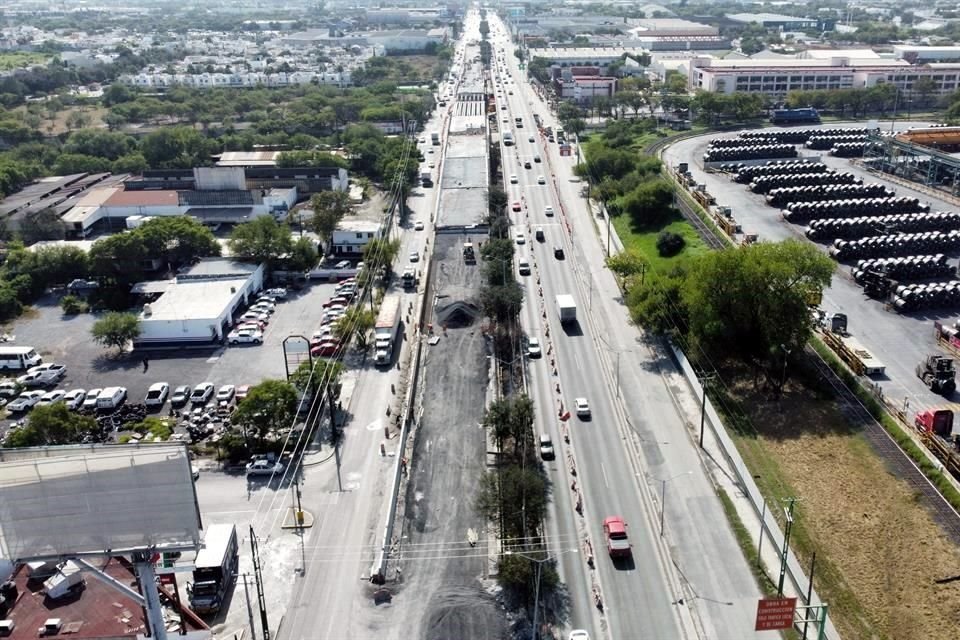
<box><xmin>0</xmin><ymin>279</ymin><xmax>342</xmax><ymax>434</ymax></box>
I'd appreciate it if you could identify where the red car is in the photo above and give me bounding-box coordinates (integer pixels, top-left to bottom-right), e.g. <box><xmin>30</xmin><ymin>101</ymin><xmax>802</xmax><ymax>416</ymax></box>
<box><xmin>603</xmin><ymin>516</ymin><xmax>631</xmax><ymax>559</ymax></box>
<box><xmin>512</xmin><ymin>201</ymin><xmax>521</xmax><ymax>212</ymax></box>
<box><xmin>323</xmin><ymin>296</ymin><xmax>350</xmax><ymax>308</ymax></box>
<box><xmin>310</xmin><ymin>341</ymin><xmax>344</xmax><ymax>358</ymax></box>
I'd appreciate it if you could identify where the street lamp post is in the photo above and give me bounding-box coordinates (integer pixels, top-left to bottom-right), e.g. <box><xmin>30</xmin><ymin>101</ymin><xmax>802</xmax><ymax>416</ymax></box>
<box><xmin>658</xmin><ymin>471</ymin><xmax>692</xmax><ymax>537</ymax></box>
<box><xmin>504</xmin><ymin>548</ymin><xmax>578</xmax><ymax>639</ymax></box>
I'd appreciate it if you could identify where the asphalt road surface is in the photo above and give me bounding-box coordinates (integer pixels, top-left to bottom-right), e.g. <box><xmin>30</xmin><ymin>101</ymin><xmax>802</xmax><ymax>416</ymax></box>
<box><xmin>491</xmin><ymin>15</ymin><xmax>767</xmax><ymax>639</ymax></box>
<box><xmin>490</xmin><ymin>22</ymin><xmax>689</xmax><ymax>640</ymax></box>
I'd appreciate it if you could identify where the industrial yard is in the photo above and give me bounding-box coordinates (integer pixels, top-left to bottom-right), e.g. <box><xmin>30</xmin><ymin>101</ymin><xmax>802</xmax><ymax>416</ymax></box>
<box><xmin>663</xmin><ymin>123</ymin><xmax>960</xmax><ymax>640</ymax></box>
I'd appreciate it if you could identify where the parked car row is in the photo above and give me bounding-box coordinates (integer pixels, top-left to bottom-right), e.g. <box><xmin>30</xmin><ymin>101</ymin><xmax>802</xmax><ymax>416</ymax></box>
<box><xmin>311</xmin><ymin>279</ymin><xmax>359</xmax><ymax>358</ymax></box>
<box><xmin>227</xmin><ymin>288</ymin><xmax>289</xmax><ymax>345</ymax></box>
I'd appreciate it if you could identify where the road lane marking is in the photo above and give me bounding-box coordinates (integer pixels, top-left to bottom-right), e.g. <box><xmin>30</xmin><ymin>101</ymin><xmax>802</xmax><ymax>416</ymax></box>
<box><xmin>601</xmin><ymin>463</ymin><xmax>610</xmax><ymax>488</ymax></box>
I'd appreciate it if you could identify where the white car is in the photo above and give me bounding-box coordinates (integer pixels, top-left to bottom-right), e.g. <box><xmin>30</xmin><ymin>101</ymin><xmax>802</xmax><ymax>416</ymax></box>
<box><xmin>17</xmin><ymin>370</ymin><xmax>60</xmax><ymax>388</ymax></box>
<box><xmin>515</xmin><ymin>232</ymin><xmax>526</xmax><ymax>245</ymax></box>
<box><xmin>575</xmin><ymin>397</ymin><xmax>591</xmax><ymax>417</ymax></box>
<box><xmin>240</xmin><ymin>311</ymin><xmax>270</xmax><ymax>324</ymax></box>
<box><xmin>28</xmin><ymin>363</ymin><xmax>67</xmax><ymax>377</ymax></box>
<box><xmin>527</xmin><ymin>337</ymin><xmax>542</xmax><ymax>358</ymax></box>
<box><xmin>216</xmin><ymin>385</ymin><xmax>236</xmax><ymax>403</ymax></box>
<box><xmin>0</xmin><ymin>380</ymin><xmax>19</xmax><ymax>398</ymax></box>
<box><xmin>8</xmin><ymin>391</ymin><xmax>44</xmax><ymax>412</ymax></box>
<box><xmin>36</xmin><ymin>390</ymin><xmax>66</xmax><ymax>406</ymax></box>
<box><xmin>265</xmin><ymin>288</ymin><xmax>288</xmax><ymax>299</ymax></box>
<box><xmin>144</xmin><ymin>382</ymin><xmax>170</xmax><ymax>407</ymax></box>
<box><xmin>228</xmin><ymin>328</ymin><xmax>263</xmax><ymax>345</ymax></box>
<box><xmin>256</xmin><ymin>295</ymin><xmax>277</xmax><ymax>305</ymax></box>
<box><xmin>312</xmin><ymin>327</ymin><xmax>334</xmax><ymax>342</ymax></box>
<box><xmin>82</xmin><ymin>388</ymin><xmax>102</xmax><ymax>410</ymax></box>
<box><xmin>544</xmin><ymin>205</ymin><xmax>554</xmax><ymax>216</ymax></box>
<box><xmin>63</xmin><ymin>388</ymin><xmax>86</xmax><ymax>410</ymax></box>
<box><xmin>509</xmin><ymin>174</ymin><xmax>518</xmax><ymax>184</ymax></box>
<box><xmin>410</xmin><ymin>251</ymin><xmax>420</xmax><ymax>263</ymax></box>
<box><xmin>414</xmin><ymin>220</ymin><xmax>425</xmax><ymax>231</ymax></box>
<box><xmin>171</xmin><ymin>385</ymin><xmax>191</xmax><ymax>406</ymax></box>
<box><xmin>428</xmin><ymin>161</ymin><xmax>435</xmax><ymax>169</ymax></box>
<box><xmin>569</xmin><ymin>632</ymin><xmax>590</xmax><ymax>640</ymax></box>
<box><xmin>537</xmin><ymin>175</ymin><xmax>546</xmax><ymax>185</ymax></box>
<box><xmin>250</xmin><ymin>302</ymin><xmax>275</xmax><ymax>314</ymax></box>
<box><xmin>191</xmin><ymin>383</ymin><xmax>215</xmax><ymax>405</ymax></box>
<box><xmin>246</xmin><ymin>459</ymin><xmax>285</xmax><ymax>477</ymax></box>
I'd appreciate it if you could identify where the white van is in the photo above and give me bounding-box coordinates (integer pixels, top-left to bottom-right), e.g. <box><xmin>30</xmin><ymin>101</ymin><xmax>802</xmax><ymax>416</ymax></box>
<box><xmin>0</xmin><ymin>346</ymin><xmax>42</xmax><ymax>371</ymax></box>
<box><xmin>518</xmin><ymin>259</ymin><xmax>531</xmax><ymax>276</ymax></box>
<box><xmin>96</xmin><ymin>386</ymin><xmax>127</xmax><ymax>410</ymax></box>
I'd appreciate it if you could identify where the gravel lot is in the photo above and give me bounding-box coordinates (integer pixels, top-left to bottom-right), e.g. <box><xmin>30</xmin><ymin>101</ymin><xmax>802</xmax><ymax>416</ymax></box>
<box><xmin>1</xmin><ymin>281</ymin><xmax>340</xmax><ymax>430</ymax></box>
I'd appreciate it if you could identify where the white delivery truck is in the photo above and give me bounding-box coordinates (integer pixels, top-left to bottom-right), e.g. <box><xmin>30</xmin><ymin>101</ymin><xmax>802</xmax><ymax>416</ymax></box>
<box><xmin>374</xmin><ymin>295</ymin><xmax>402</xmax><ymax>366</ymax></box>
<box><xmin>556</xmin><ymin>294</ymin><xmax>577</xmax><ymax>324</ymax></box>
<box><xmin>0</xmin><ymin>346</ymin><xmax>42</xmax><ymax>370</ymax></box>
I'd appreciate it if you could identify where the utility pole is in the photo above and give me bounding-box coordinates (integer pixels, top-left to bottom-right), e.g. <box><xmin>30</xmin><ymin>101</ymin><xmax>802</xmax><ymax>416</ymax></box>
<box><xmin>802</xmin><ymin>552</ymin><xmax>817</xmax><ymax>639</ymax></box>
<box><xmin>777</xmin><ymin>498</ymin><xmax>798</xmax><ymax>598</ymax></box>
<box><xmin>242</xmin><ymin>574</ymin><xmax>258</xmax><ymax>640</ymax></box>
<box><xmin>698</xmin><ymin>373</ymin><xmax>715</xmax><ymax>449</ymax></box>
<box><xmin>250</xmin><ymin>526</ymin><xmax>270</xmax><ymax>640</ymax></box>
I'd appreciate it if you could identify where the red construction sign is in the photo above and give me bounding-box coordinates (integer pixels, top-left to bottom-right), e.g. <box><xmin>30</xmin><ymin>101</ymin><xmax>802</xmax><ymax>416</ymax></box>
<box><xmin>755</xmin><ymin>597</ymin><xmax>797</xmax><ymax>631</ymax></box>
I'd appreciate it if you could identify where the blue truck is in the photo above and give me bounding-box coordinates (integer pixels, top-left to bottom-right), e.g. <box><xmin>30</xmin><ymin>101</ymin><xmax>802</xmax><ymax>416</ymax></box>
<box><xmin>770</xmin><ymin>108</ymin><xmax>821</xmax><ymax>125</ymax></box>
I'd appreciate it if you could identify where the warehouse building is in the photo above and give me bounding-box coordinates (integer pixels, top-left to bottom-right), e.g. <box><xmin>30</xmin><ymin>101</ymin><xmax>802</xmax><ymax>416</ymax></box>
<box><xmin>689</xmin><ymin>56</ymin><xmax>960</xmax><ymax>99</ymax></box>
<box><xmin>135</xmin><ymin>259</ymin><xmax>264</xmax><ymax>348</ymax></box>
<box><xmin>726</xmin><ymin>13</ymin><xmax>819</xmax><ymax>30</ymax></box>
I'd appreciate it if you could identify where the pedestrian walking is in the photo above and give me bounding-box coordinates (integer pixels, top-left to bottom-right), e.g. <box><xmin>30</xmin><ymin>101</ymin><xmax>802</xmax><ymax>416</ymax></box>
<box><xmin>142</xmin><ymin>356</ymin><xmax>149</xmax><ymax>372</ymax></box>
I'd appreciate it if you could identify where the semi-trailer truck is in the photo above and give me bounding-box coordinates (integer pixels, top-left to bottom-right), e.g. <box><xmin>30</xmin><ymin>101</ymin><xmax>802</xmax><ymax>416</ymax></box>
<box><xmin>374</xmin><ymin>295</ymin><xmax>402</xmax><ymax>366</ymax></box>
<box><xmin>556</xmin><ymin>294</ymin><xmax>576</xmax><ymax>323</ymax></box>
<box><xmin>188</xmin><ymin>524</ymin><xmax>238</xmax><ymax>616</ymax></box>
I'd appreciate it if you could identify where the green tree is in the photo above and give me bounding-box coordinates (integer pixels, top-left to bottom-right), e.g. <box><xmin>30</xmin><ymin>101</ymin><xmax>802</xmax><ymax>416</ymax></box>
<box><xmin>63</xmin><ymin>128</ymin><xmax>136</xmax><ymax>160</ymax></box>
<box><xmin>286</xmin><ymin>236</ymin><xmax>319</xmax><ymax>271</ymax></box>
<box><xmin>6</xmin><ymin>403</ymin><xmax>98</xmax><ymax>447</ymax></box>
<box><xmin>53</xmin><ymin>153</ymin><xmax>112</xmax><ymax>175</ymax></box>
<box><xmin>606</xmin><ymin>251</ymin><xmax>648</xmax><ymax>281</ymax></box>
<box><xmin>138</xmin><ymin>216</ymin><xmax>220</xmax><ymax>266</ymax></box>
<box><xmin>18</xmin><ymin>208</ymin><xmax>65</xmax><ymax>244</ymax></box>
<box><xmin>289</xmin><ymin>358</ymin><xmax>343</xmax><ymax>398</ymax></box>
<box><xmin>337</xmin><ymin>306</ymin><xmax>376</xmax><ymax>349</ymax></box>
<box><xmin>619</xmin><ymin>178</ymin><xmax>674</xmax><ymax>227</ymax></box>
<box><xmin>479</xmin><ymin>281</ymin><xmax>524</xmax><ymax>324</ymax></box>
<box><xmin>231</xmin><ymin>379</ymin><xmax>299</xmax><ymax>443</ymax></box>
<box><xmin>228</xmin><ymin>216</ymin><xmax>293</xmax><ymax>265</ymax></box>
<box><xmin>912</xmin><ymin>77</ymin><xmax>937</xmax><ymax>108</ymax></box>
<box><xmin>475</xmin><ymin>465</ymin><xmax>548</xmax><ymax>539</ymax></box>
<box><xmin>65</xmin><ymin>110</ymin><xmax>90</xmax><ymax>131</ymax></box>
<box><xmin>0</xmin><ymin>284</ymin><xmax>22</xmax><ymax>321</ymax></box>
<box><xmin>275</xmin><ymin>150</ymin><xmax>348</xmax><ymax>168</ymax></box>
<box><xmin>361</xmin><ymin>237</ymin><xmax>399</xmax><ymax>278</ymax></box>
<box><xmin>682</xmin><ymin>240</ymin><xmax>834</xmax><ymax>388</ymax></box>
<box><xmin>91</xmin><ymin>311</ymin><xmax>141</xmax><ymax>352</ymax></box>
<box><xmin>310</xmin><ymin>189</ymin><xmax>353</xmax><ymax>253</ymax></box>
<box><xmin>60</xmin><ymin>294</ymin><xmax>87</xmax><ymax>315</ymax></box>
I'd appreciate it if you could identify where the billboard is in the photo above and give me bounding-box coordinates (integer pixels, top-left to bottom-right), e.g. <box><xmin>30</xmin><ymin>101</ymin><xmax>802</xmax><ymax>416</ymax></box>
<box><xmin>0</xmin><ymin>443</ymin><xmax>201</xmax><ymax>561</ymax></box>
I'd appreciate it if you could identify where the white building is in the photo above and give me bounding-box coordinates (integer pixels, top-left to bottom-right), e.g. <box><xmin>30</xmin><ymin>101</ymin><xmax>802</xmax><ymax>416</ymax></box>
<box><xmin>689</xmin><ymin>56</ymin><xmax>960</xmax><ymax>98</ymax></box>
<box><xmin>135</xmin><ymin>259</ymin><xmax>264</xmax><ymax>348</ymax></box>
<box><xmin>331</xmin><ymin>219</ymin><xmax>382</xmax><ymax>256</ymax></box>
<box><xmin>894</xmin><ymin>45</ymin><xmax>960</xmax><ymax>64</ymax></box>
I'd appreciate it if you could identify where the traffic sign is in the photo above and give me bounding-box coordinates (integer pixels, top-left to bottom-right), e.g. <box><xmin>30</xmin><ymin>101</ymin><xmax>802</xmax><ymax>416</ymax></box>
<box><xmin>755</xmin><ymin>597</ymin><xmax>796</xmax><ymax>631</ymax></box>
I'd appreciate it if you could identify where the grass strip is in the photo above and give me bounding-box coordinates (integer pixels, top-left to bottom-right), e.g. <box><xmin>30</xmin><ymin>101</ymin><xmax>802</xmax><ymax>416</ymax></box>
<box><xmin>810</xmin><ymin>336</ymin><xmax>960</xmax><ymax>513</ymax></box>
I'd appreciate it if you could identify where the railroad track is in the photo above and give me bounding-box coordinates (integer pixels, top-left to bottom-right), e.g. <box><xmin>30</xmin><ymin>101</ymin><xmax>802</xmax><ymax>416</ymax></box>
<box><xmin>806</xmin><ymin>346</ymin><xmax>960</xmax><ymax>545</ymax></box>
<box><xmin>672</xmin><ymin>192</ymin><xmax>728</xmax><ymax>251</ymax></box>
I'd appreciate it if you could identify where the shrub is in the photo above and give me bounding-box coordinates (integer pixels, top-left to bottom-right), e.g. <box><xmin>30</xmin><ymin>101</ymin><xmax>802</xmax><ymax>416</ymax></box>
<box><xmin>656</xmin><ymin>231</ymin><xmax>686</xmax><ymax>257</ymax></box>
<box><xmin>60</xmin><ymin>294</ymin><xmax>88</xmax><ymax>315</ymax></box>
